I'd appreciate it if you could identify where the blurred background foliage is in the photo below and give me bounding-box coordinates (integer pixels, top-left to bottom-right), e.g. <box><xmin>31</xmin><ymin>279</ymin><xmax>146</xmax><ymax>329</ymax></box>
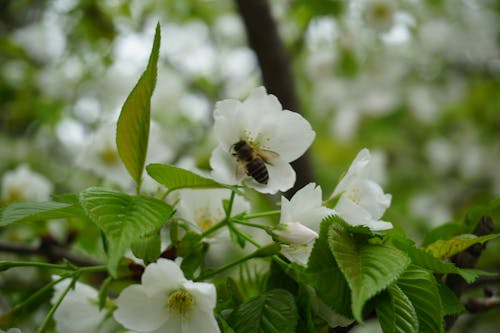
<box><xmin>0</xmin><ymin>0</ymin><xmax>499</xmax><ymax>331</ymax></box>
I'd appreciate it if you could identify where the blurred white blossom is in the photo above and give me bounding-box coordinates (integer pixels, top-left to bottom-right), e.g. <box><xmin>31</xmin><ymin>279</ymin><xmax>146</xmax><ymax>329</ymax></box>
<box><xmin>1</xmin><ymin>164</ymin><xmax>53</xmax><ymax>203</ymax></box>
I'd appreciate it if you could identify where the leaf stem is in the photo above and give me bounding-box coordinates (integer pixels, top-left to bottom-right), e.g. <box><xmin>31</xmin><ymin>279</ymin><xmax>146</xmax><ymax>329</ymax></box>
<box><xmin>37</xmin><ymin>274</ymin><xmax>79</xmax><ymax>333</ymax></box>
<box><xmin>195</xmin><ymin>251</ymin><xmax>256</xmax><ymax>281</ymax></box>
<box><xmin>232</xmin><ymin>219</ymin><xmax>271</xmax><ymax>231</ymax></box>
<box><xmin>240</xmin><ymin>210</ymin><xmax>281</xmax><ymax>220</ymax></box>
<box><xmin>0</xmin><ymin>261</ymin><xmax>73</xmax><ymax>271</ymax></box>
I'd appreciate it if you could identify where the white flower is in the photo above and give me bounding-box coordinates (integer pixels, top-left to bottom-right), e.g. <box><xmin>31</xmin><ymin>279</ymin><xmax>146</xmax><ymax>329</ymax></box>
<box><xmin>210</xmin><ymin>86</ymin><xmax>315</xmax><ymax>194</ymax></box>
<box><xmin>1</xmin><ymin>164</ymin><xmax>53</xmax><ymax>203</ymax></box>
<box><xmin>362</xmin><ymin>0</ymin><xmax>397</xmax><ymax>33</ymax></box>
<box><xmin>51</xmin><ymin>277</ymin><xmax>109</xmax><ymax>333</ymax></box>
<box><xmin>331</xmin><ymin>149</ymin><xmax>392</xmax><ymax>231</ymax></box>
<box><xmin>113</xmin><ymin>259</ymin><xmax>220</xmax><ymax>333</ymax></box>
<box><xmin>176</xmin><ymin>188</ymin><xmax>250</xmax><ymax>233</ymax></box>
<box><xmin>277</xmin><ymin>183</ymin><xmax>333</xmax><ymax>266</ymax></box>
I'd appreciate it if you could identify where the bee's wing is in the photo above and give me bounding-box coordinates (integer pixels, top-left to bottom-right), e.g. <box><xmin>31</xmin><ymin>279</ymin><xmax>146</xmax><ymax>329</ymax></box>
<box><xmin>235</xmin><ymin>162</ymin><xmax>247</xmax><ymax>181</ymax></box>
<box><xmin>258</xmin><ymin>149</ymin><xmax>280</xmax><ymax>164</ymax></box>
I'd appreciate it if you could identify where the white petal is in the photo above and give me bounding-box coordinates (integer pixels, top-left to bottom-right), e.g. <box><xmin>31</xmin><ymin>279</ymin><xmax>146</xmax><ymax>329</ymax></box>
<box><xmin>248</xmin><ymin>158</ymin><xmax>295</xmax><ymax>194</ymax></box>
<box><xmin>267</xmin><ymin>110</ymin><xmax>315</xmax><ymax>162</ymax></box>
<box><xmin>183</xmin><ymin>308</ymin><xmax>221</xmax><ymax>333</ymax></box>
<box><xmin>368</xmin><ymin>220</ymin><xmax>393</xmax><ymax>231</ymax></box>
<box><xmin>142</xmin><ymin>259</ymin><xmax>186</xmax><ymax>295</ymax></box>
<box><xmin>273</xmin><ymin>222</ymin><xmax>318</xmax><ymax>244</ymax></box>
<box><xmin>150</xmin><ymin>315</ymin><xmax>182</xmax><ymax>333</ymax></box>
<box><xmin>332</xmin><ymin>148</ymin><xmax>371</xmax><ymax>197</ymax></box>
<box><xmin>334</xmin><ymin>196</ymin><xmax>373</xmax><ymax>227</ymax></box>
<box><xmin>356</xmin><ymin>180</ymin><xmax>391</xmax><ymax>220</ymax></box>
<box><xmin>184</xmin><ymin>281</ymin><xmax>216</xmax><ymax>312</ymax></box>
<box><xmin>210</xmin><ymin>146</ymin><xmax>241</xmax><ymax>186</ymax></box>
<box><xmin>213</xmin><ymin>99</ymin><xmax>244</xmax><ymax>150</ymax></box>
<box><xmin>113</xmin><ymin>285</ymin><xmax>167</xmax><ymax>331</ymax></box>
<box><xmin>280</xmin><ymin>242</ymin><xmax>314</xmax><ymax>266</ymax></box>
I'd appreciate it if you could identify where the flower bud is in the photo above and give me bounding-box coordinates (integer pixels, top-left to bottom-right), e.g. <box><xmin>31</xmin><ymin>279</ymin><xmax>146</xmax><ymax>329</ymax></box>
<box><xmin>271</xmin><ymin>222</ymin><xmax>318</xmax><ymax>245</ymax></box>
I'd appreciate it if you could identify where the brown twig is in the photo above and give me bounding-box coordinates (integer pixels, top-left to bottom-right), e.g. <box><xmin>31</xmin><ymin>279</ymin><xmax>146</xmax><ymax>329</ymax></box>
<box><xmin>234</xmin><ymin>0</ymin><xmax>314</xmax><ymax>197</ymax></box>
<box><xmin>0</xmin><ymin>237</ymin><xmax>101</xmax><ymax>267</ymax></box>
<box><xmin>464</xmin><ymin>296</ymin><xmax>500</xmax><ymax>313</ymax></box>
<box><xmin>444</xmin><ymin>215</ymin><xmax>495</xmax><ymax>330</ymax></box>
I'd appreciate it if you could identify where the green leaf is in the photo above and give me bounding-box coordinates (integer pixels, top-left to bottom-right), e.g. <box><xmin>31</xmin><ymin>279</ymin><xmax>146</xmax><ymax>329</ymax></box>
<box><xmin>116</xmin><ymin>23</ymin><xmax>161</xmax><ymax>189</ymax></box>
<box><xmin>146</xmin><ymin>163</ymin><xmax>222</xmax><ymax>192</ymax></box>
<box><xmin>176</xmin><ymin>231</ymin><xmax>207</xmax><ymax>279</ymax></box>
<box><xmin>397</xmin><ymin>265</ymin><xmax>443</xmax><ymax>333</ymax></box>
<box><xmin>405</xmin><ymin>245</ymin><xmax>493</xmax><ymax>283</ymax></box>
<box><xmin>422</xmin><ymin>222</ymin><xmax>465</xmax><ymax>247</ymax></box>
<box><xmin>329</xmin><ymin>217</ymin><xmax>411</xmax><ymax>322</ymax></box>
<box><xmin>228</xmin><ymin>289</ymin><xmax>298</xmax><ymax>333</ymax></box>
<box><xmin>376</xmin><ymin>284</ymin><xmax>419</xmax><ymax>333</ymax></box>
<box><xmin>426</xmin><ymin>233</ymin><xmax>500</xmax><ymax>259</ymax></box>
<box><xmin>79</xmin><ymin>187</ymin><xmax>173</xmax><ymax>277</ymax></box>
<box><xmin>0</xmin><ymin>201</ymin><xmax>75</xmax><ymax>226</ymax></box>
<box><xmin>131</xmin><ymin>233</ymin><xmax>161</xmax><ymax>264</ymax></box>
<box><xmin>436</xmin><ymin>280</ymin><xmax>464</xmax><ymax>316</ymax></box>
<box><xmin>304</xmin><ymin>216</ymin><xmax>352</xmax><ymax>318</ymax></box>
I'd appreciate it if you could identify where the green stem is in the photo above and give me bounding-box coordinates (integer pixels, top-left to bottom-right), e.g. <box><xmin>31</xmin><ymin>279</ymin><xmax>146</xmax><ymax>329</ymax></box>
<box><xmin>200</xmin><ymin>218</ymin><xmax>227</xmax><ymax>238</ymax></box>
<box><xmin>228</xmin><ymin>222</ymin><xmax>262</xmax><ymax>248</ymax></box>
<box><xmin>224</xmin><ymin>190</ymin><xmax>236</xmax><ymax>216</ymax></box>
<box><xmin>0</xmin><ymin>261</ymin><xmax>73</xmax><ymax>271</ymax></box>
<box><xmin>79</xmin><ymin>265</ymin><xmax>108</xmax><ymax>273</ymax></box>
<box><xmin>240</xmin><ymin>210</ymin><xmax>281</xmax><ymax>220</ymax></box>
<box><xmin>38</xmin><ymin>274</ymin><xmax>79</xmax><ymax>333</ymax></box>
<box><xmin>195</xmin><ymin>252</ymin><xmax>256</xmax><ymax>281</ymax></box>
<box><xmin>232</xmin><ymin>219</ymin><xmax>271</xmax><ymax>231</ymax></box>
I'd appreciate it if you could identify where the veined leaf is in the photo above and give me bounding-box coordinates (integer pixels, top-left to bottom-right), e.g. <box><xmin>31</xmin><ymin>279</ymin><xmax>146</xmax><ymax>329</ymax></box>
<box><xmin>131</xmin><ymin>233</ymin><xmax>161</xmax><ymax>264</ymax></box>
<box><xmin>329</xmin><ymin>216</ymin><xmax>411</xmax><ymax>322</ymax></box>
<box><xmin>305</xmin><ymin>216</ymin><xmax>352</xmax><ymax>318</ymax></box>
<box><xmin>228</xmin><ymin>289</ymin><xmax>298</xmax><ymax>333</ymax></box>
<box><xmin>79</xmin><ymin>187</ymin><xmax>173</xmax><ymax>277</ymax></box>
<box><xmin>0</xmin><ymin>201</ymin><xmax>76</xmax><ymax>226</ymax></box>
<box><xmin>116</xmin><ymin>23</ymin><xmax>161</xmax><ymax>189</ymax></box>
<box><xmin>146</xmin><ymin>163</ymin><xmax>222</xmax><ymax>192</ymax></box>
<box><xmin>436</xmin><ymin>280</ymin><xmax>464</xmax><ymax>316</ymax></box>
<box><xmin>426</xmin><ymin>233</ymin><xmax>500</xmax><ymax>259</ymax></box>
<box><xmin>397</xmin><ymin>265</ymin><xmax>443</xmax><ymax>333</ymax></box>
<box><xmin>376</xmin><ymin>284</ymin><xmax>419</xmax><ymax>333</ymax></box>
<box><xmin>406</xmin><ymin>245</ymin><xmax>494</xmax><ymax>283</ymax></box>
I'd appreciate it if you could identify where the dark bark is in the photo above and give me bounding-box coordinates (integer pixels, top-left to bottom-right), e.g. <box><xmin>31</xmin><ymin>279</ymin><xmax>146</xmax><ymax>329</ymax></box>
<box><xmin>234</xmin><ymin>0</ymin><xmax>314</xmax><ymax>197</ymax></box>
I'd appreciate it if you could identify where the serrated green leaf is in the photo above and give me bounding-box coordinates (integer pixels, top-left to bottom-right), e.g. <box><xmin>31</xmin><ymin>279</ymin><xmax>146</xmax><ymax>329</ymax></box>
<box><xmin>436</xmin><ymin>280</ymin><xmax>465</xmax><ymax>316</ymax></box>
<box><xmin>0</xmin><ymin>201</ymin><xmax>76</xmax><ymax>226</ymax></box>
<box><xmin>131</xmin><ymin>233</ymin><xmax>161</xmax><ymax>264</ymax></box>
<box><xmin>116</xmin><ymin>23</ymin><xmax>160</xmax><ymax>189</ymax></box>
<box><xmin>79</xmin><ymin>187</ymin><xmax>173</xmax><ymax>277</ymax></box>
<box><xmin>426</xmin><ymin>233</ymin><xmax>500</xmax><ymax>259</ymax></box>
<box><xmin>376</xmin><ymin>284</ymin><xmax>419</xmax><ymax>333</ymax></box>
<box><xmin>329</xmin><ymin>216</ymin><xmax>411</xmax><ymax>322</ymax></box>
<box><xmin>405</xmin><ymin>245</ymin><xmax>493</xmax><ymax>283</ymax></box>
<box><xmin>305</xmin><ymin>216</ymin><xmax>352</xmax><ymax>318</ymax></box>
<box><xmin>422</xmin><ymin>222</ymin><xmax>465</xmax><ymax>247</ymax></box>
<box><xmin>146</xmin><ymin>163</ymin><xmax>222</xmax><ymax>192</ymax></box>
<box><xmin>397</xmin><ymin>265</ymin><xmax>443</xmax><ymax>333</ymax></box>
<box><xmin>228</xmin><ymin>289</ymin><xmax>298</xmax><ymax>333</ymax></box>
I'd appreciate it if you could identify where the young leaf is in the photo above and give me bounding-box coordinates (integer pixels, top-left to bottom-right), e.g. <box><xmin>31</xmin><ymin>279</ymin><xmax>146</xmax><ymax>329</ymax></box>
<box><xmin>228</xmin><ymin>289</ymin><xmax>298</xmax><ymax>333</ymax></box>
<box><xmin>0</xmin><ymin>201</ymin><xmax>75</xmax><ymax>226</ymax></box>
<box><xmin>376</xmin><ymin>284</ymin><xmax>419</xmax><ymax>333</ymax></box>
<box><xmin>329</xmin><ymin>217</ymin><xmax>411</xmax><ymax>322</ymax></box>
<box><xmin>79</xmin><ymin>187</ymin><xmax>173</xmax><ymax>277</ymax></box>
<box><xmin>304</xmin><ymin>216</ymin><xmax>352</xmax><ymax>318</ymax></box>
<box><xmin>131</xmin><ymin>233</ymin><xmax>161</xmax><ymax>264</ymax></box>
<box><xmin>436</xmin><ymin>280</ymin><xmax>465</xmax><ymax>316</ymax></box>
<box><xmin>397</xmin><ymin>265</ymin><xmax>444</xmax><ymax>333</ymax></box>
<box><xmin>426</xmin><ymin>233</ymin><xmax>500</xmax><ymax>259</ymax></box>
<box><xmin>176</xmin><ymin>231</ymin><xmax>207</xmax><ymax>279</ymax></box>
<box><xmin>146</xmin><ymin>163</ymin><xmax>223</xmax><ymax>192</ymax></box>
<box><xmin>116</xmin><ymin>23</ymin><xmax>161</xmax><ymax>189</ymax></box>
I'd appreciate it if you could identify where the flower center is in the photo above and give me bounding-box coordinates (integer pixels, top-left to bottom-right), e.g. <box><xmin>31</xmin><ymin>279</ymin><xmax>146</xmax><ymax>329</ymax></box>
<box><xmin>194</xmin><ymin>207</ymin><xmax>215</xmax><ymax>231</ymax></box>
<box><xmin>347</xmin><ymin>187</ymin><xmax>361</xmax><ymax>205</ymax></box>
<box><xmin>167</xmin><ymin>289</ymin><xmax>194</xmax><ymax>317</ymax></box>
<box><xmin>98</xmin><ymin>145</ymin><xmax>119</xmax><ymax>165</ymax></box>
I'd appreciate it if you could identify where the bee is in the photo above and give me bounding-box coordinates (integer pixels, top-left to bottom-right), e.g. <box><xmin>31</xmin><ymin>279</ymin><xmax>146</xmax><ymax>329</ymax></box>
<box><xmin>231</xmin><ymin>140</ymin><xmax>279</xmax><ymax>185</ymax></box>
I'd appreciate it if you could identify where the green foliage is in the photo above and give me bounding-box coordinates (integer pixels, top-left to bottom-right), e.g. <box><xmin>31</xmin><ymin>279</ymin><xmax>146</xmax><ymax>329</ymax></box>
<box><xmin>131</xmin><ymin>233</ymin><xmax>161</xmax><ymax>264</ymax></box>
<box><xmin>426</xmin><ymin>233</ymin><xmax>500</xmax><ymax>259</ymax></box>
<box><xmin>328</xmin><ymin>216</ymin><xmax>411</xmax><ymax>322</ymax></box>
<box><xmin>146</xmin><ymin>163</ymin><xmax>223</xmax><ymax>193</ymax></box>
<box><xmin>228</xmin><ymin>289</ymin><xmax>298</xmax><ymax>333</ymax></box>
<box><xmin>304</xmin><ymin>216</ymin><xmax>352</xmax><ymax>318</ymax></box>
<box><xmin>436</xmin><ymin>280</ymin><xmax>464</xmax><ymax>316</ymax></box>
<box><xmin>0</xmin><ymin>201</ymin><xmax>74</xmax><ymax>226</ymax></box>
<box><xmin>397</xmin><ymin>266</ymin><xmax>444</xmax><ymax>333</ymax></box>
<box><xmin>79</xmin><ymin>187</ymin><xmax>173</xmax><ymax>276</ymax></box>
<box><xmin>116</xmin><ymin>23</ymin><xmax>160</xmax><ymax>190</ymax></box>
<box><xmin>176</xmin><ymin>231</ymin><xmax>207</xmax><ymax>279</ymax></box>
<box><xmin>376</xmin><ymin>284</ymin><xmax>419</xmax><ymax>333</ymax></box>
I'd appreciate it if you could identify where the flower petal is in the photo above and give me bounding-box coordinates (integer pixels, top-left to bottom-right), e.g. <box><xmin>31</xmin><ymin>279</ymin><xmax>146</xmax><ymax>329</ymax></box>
<box><xmin>210</xmin><ymin>145</ymin><xmax>241</xmax><ymax>185</ymax></box>
<box><xmin>213</xmin><ymin>99</ymin><xmax>244</xmax><ymax>151</ymax></box>
<box><xmin>356</xmin><ymin>180</ymin><xmax>391</xmax><ymax>220</ymax></box>
<box><xmin>267</xmin><ymin>110</ymin><xmax>316</xmax><ymax>162</ymax></box>
<box><xmin>113</xmin><ymin>285</ymin><xmax>167</xmax><ymax>331</ymax></box>
<box><xmin>280</xmin><ymin>242</ymin><xmax>314</xmax><ymax>266</ymax></box>
<box><xmin>183</xmin><ymin>281</ymin><xmax>217</xmax><ymax>313</ymax></box>
<box><xmin>142</xmin><ymin>259</ymin><xmax>186</xmax><ymax>295</ymax></box>
<box><xmin>183</xmin><ymin>308</ymin><xmax>221</xmax><ymax>333</ymax></box>
<box><xmin>247</xmin><ymin>158</ymin><xmax>296</xmax><ymax>194</ymax></box>
<box><xmin>332</xmin><ymin>148</ymin><xmax>371</xmax><ymax>197</ymax></box>
<box><xmin>151</xmin><ymin>315</ymin><xmax>183</xmax><ymax>333</ymax></box>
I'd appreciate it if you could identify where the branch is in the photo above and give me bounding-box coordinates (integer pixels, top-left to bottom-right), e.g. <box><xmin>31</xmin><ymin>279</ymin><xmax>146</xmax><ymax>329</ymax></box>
<box><xmin>464</xmin><ymin>296</ymin><xmax>500</xmax><ymax>313</ymax></box>
<box><xmin>0</xmin><ymin>237</ymin><xmax>101</xmax><ymax>267</ymax></box>
<box><xmin>234</xmin><ymin>0</ymin><xmax>314</xmax><ymax>197</ymax></box>
<box><xmin>444</xmin><ymin>215</ymin><xmax>495</xmax><ymax>330</ymax></box>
